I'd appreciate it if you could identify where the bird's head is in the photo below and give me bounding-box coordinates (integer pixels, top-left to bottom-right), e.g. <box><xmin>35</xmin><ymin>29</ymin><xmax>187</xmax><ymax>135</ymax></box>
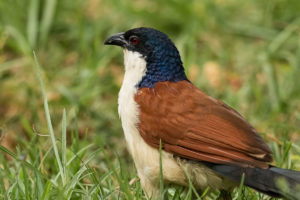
<box><xmin>104</xmin><ymin>27</ymin><xmax>188</xmax><ymax>88</ymax></box>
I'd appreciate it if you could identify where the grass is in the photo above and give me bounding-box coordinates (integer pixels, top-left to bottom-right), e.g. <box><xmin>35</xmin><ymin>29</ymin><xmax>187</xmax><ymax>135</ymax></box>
<box><xmin>1</xmin><ymin>0</ymin><xmax>300</xmax><ymax>199</ymax></box>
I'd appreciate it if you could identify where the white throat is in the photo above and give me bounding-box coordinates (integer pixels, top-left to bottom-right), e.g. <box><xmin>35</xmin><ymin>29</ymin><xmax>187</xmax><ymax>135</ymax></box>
<box><xmin>118</xmin><ymin>50</ymin><xmax>147</xmax><ymax>155</ymax></box>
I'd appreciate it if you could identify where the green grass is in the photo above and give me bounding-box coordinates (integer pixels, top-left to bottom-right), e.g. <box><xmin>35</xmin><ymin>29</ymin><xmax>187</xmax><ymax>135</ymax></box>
<box><xmin>1</xmin><ymin>0</ymin><xmax>300</xmax><ymax>199</ymax></box>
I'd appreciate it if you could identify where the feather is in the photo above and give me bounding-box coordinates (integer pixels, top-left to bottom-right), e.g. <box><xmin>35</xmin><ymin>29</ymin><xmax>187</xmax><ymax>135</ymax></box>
<box><xmin>135</xmin><ymin>80</ymin><xmax>272</xmax><ymax>169</ymax></box>
<box><xmin>206</xmin><ymin>163</ymin><xmax>300</xmax><ymax>199</ymax></box>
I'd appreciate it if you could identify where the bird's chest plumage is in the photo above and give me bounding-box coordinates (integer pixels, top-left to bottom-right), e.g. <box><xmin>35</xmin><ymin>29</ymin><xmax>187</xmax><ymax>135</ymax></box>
<box><xmin>118</xmin><ymin>50</ymin><xmax>147</xmax><ymax>156</ymax></box>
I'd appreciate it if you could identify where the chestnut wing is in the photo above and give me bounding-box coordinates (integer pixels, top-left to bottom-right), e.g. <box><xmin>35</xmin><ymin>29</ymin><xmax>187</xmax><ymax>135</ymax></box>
<box><xmin>135</xmin><ymin>81</ymin><xmax>272</xmax><ymax>168</ymax></box>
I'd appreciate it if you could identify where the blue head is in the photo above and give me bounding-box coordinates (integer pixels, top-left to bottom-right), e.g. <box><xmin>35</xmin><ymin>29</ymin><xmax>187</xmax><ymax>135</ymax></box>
<box><xmin>104</xmin><ymin>27</ymin><xmax>188</xmax><ymax>88</ymax></box>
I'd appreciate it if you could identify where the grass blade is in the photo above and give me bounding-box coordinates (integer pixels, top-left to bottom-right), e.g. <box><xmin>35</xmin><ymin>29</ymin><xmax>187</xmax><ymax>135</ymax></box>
<box><xmin>22</xmin><ymin>166</ymin><xmax>30</xmax><ymax>200</ymax></box>
<box><xmin>33</xmin><ymin>51</ymin><xmax>65</xmax><ymax>186</ymax></box>
<box><xmin>237</xmin><ymin>173</ymin><xmax>245</xmax><ymax>200</ymax></box>
<box><xmin>260</xmin><ymin>54</ymin><xmax>280</xmax><ymax>110</ymax></box>
<box><xmin>27</xmin><ymin>0</ymin><xmax>39</xmax><ymax>48</ymax></box>
<box><xmin>159</xmin><ymin>139</ymin><xmax>164</xmax><ymax>200</ymax></box>
<box><xmin>5</xmin><ymin>25</ymin><xmax>30</xmax><ymax>54</ymax></box>
<box><xmin>0</xmin><ymin>145</ymin><xmax>43</xmax><ymax>176</ymax></box>
<box><xmin>40</xmin><ymin>181</ymin><xmax>52</xmax><ymax>200</ymax></box>
<box><xmin>62</xmin><ymin>108</ymin><xmax>67</xmax><ymax>184</ymax></box>
<box><xmin>40</xmin><ymin>0</ymin><xmax>57</xmax><ymax>46</ymax></box>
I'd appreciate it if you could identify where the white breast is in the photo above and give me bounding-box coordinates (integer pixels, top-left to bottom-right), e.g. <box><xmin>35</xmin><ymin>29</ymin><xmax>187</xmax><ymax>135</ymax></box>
<box><xmin>118</xmin><ymin>50</ymin><xmax>231</xmax><ymax>196</ymax></box>
<box><xmin>118</xmin><ymin>50</ymin><xmax>147</xmax><ymax>155</ymax></box>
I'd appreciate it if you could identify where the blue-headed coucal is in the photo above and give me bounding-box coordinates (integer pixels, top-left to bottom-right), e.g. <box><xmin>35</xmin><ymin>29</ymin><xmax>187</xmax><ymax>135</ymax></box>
<box><xmin>104</xmin><ymin>27</ymin><xmax>300</xmax><ymax>200</ymax></box>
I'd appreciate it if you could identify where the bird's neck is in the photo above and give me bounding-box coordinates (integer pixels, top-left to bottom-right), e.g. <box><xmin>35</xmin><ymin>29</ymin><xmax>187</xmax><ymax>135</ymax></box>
<box><xmin>138</xmin><ymin>52</ymin><xmax>188</xmax><ymax>88</ymax></box>
<box><xmin>122</xmin><ymin>49</ymin><xmax>188</xmax><ymax>90</ymax></box>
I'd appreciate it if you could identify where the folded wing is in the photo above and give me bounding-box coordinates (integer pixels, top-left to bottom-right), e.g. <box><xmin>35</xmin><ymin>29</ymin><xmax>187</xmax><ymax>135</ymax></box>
<box><xmin>134</xmin><ymin>81</ymin><xmax>272</xmax><ymax>169</ymax></box>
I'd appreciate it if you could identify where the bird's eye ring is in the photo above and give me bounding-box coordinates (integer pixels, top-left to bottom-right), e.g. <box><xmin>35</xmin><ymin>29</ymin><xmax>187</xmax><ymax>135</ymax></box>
<box><xmin>130</xmin><ymin>36</ymin><xmax>139</xmax><ymax>45</ymax></box>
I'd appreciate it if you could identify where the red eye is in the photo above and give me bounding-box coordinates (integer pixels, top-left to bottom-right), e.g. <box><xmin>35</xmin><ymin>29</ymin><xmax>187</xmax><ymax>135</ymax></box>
<box><xmin>130</xmin><ymin>36</ymin><xmax>139</xmax><ymax>45</ymax></box>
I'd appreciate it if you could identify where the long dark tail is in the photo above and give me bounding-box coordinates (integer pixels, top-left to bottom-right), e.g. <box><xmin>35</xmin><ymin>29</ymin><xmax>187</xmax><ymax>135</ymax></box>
<box><xmin>207</xmin><ymin>164</ymin><xmax>300</xmax><ymax>200</ymax></box>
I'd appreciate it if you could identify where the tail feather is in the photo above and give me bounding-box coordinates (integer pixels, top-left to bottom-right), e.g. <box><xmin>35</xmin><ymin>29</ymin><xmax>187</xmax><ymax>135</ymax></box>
<box><xmin>206</xmin><ymin>163</ymin><xmax>300</xmax><ymax>200</ymax></box>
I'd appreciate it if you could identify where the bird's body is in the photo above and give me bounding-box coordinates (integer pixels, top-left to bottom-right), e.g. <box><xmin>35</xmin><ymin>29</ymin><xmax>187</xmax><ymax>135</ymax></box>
<box><xmin>118</xmin><ymin>49</ymin><xmax>234</xmax><ymax>197</ymax></box>
<box><xmin>105</xmin><ymin>27</ymin><xmax>300</xmax><ymax>199</ymax></box>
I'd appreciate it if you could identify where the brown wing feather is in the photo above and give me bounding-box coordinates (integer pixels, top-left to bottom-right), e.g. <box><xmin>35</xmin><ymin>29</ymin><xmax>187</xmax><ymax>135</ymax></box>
<box><xmin>135</xmin><ymin>81</ymin><xmax>272</xmax><ymax>169</ymax></box>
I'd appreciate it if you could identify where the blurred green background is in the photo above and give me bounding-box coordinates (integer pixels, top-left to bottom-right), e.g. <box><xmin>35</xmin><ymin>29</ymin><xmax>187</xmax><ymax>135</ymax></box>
<box><xmin>1</xmin><ymin>0</ymin><xmax>300</xmax><ymax>199</ymax></box>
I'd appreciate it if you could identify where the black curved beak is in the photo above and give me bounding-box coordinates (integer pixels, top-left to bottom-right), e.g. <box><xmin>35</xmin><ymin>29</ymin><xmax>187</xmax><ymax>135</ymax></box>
<box><xmin>104</xmin><ymin>32</ymin><xmax>127</xmax><ymax>47</ymax></box>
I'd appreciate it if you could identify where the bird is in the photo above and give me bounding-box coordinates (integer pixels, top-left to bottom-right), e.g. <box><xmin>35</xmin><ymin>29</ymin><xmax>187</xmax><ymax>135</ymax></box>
<box><xmin>104</xmin><ymin>27</ymin><xmax>300</xmax><ymax>200</ymax></box>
